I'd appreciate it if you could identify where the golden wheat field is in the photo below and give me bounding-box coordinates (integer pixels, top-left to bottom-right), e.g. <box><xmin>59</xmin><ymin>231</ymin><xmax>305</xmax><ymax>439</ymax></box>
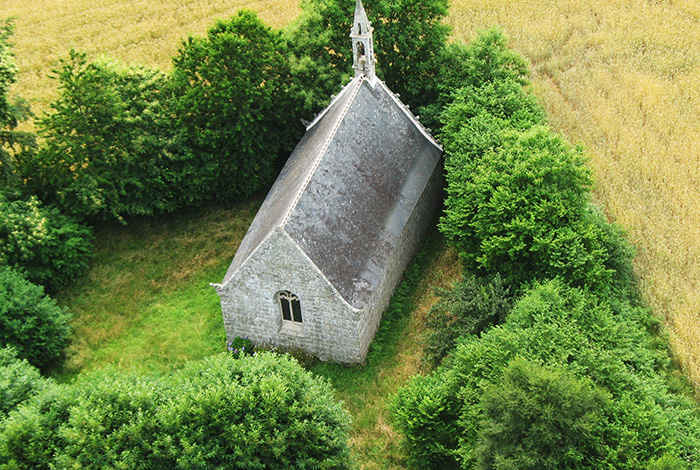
<box><xmin>0</xmin><ymin>0</ymin><xmax>300</xmax><ymax>113</ymax></box>
<box><xmin>3</xmin><ymin>0</ymin><xmax>700</xmax><ymax>391</ymax></box>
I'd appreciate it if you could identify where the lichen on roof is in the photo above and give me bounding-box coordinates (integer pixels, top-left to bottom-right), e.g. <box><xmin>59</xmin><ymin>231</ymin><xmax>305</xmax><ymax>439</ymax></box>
<box><xmin>222</xmin><ymin>72</ymin><xmax>442</xmax><ymax>309</ymax></box>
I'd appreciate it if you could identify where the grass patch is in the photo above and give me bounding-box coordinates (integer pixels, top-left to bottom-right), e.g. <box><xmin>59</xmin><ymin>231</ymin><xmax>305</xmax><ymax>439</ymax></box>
<box><xmin>54</xmin><ymin>198</ymin><xmax>262</xmax><ymax>380</ymax></box>
<box><xmin>309</xmin><ymin>227</ymin><xmax>462</xmax><ymax>470</ymax></box>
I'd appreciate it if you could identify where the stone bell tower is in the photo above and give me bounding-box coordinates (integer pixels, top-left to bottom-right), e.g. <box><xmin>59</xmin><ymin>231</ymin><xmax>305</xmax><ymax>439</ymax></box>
<box><xmin>350</xmin><ymin>0</ymin><xmax>375</xmax><ymax>79</ymax></box>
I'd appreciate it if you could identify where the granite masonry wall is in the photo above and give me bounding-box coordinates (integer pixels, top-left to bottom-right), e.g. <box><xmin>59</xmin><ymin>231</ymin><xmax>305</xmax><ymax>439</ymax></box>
<box><xmin>218</xmin><ymin>228</ymin><xmax>365</xmax><ymax>363</ymax></box>
<box><xmin>355</xmin><ymin>158</ymin><xmax>444</xmax><ymax>360</ymax></box>
<box><xmin>218</xmin><ymin>159</ymin><xmax>442</xmax><ymax>364</ymax></box>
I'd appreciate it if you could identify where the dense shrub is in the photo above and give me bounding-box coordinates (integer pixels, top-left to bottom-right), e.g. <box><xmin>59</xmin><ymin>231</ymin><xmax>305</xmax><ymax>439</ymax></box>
<box><xmin>441</xmin><ymin>125</ymin><xmax>620</xmax><ymax>292</ymax></box>
<box><xmin>393</xmin><ymin>280</ymin><xmax>700</xmax><ymax>469</ymax></box>
<box><xmin>447</xmin><ymin>27</ymin><xmax>529</xmax><ymax>91</ymax></box>
<box><xmin>424</xmin><ymin>273</ymin><xmax>512</xmax><ymax>365</ymax></box>
<box><xmin>420</xmin><ymin>28</ymin><xmax>532</xmax><ymax>129</ymax></box>
<box><xmin>0</xmin><ymin>266</ymin><xmax>71</xmax><ymax>370</ymax></box>
<box><xmin>32</xmin><ymin>51</ymin><xmax>177</xmax><ymax>221</ymax></box>
<box><xmin>477</xmin><ymin>358</ymin><xmax>609</xmax><ymax>469</ymax></box>
<box><xmin>438</xmin><ymin>78</ymin><xmax>545</xmax><ymax>161</ymax></box>
<box><xmin>0</xmin><ymin>347</ymin><xmax>48</xmax><ymax>418</ymax></box>
<box><xmin>171</xmin><ymin>10</ymin><xmax>306</xmax><ymax>203</ymax></box>
<box><xmin>0</xmin><ymin>194</ymin><xmax>93</xmax><ymax>292</ymax></box>
<box><xmin>0</xmin><ymin>352</ymin><xmax>353</xmax><ymax>469</ymax></box>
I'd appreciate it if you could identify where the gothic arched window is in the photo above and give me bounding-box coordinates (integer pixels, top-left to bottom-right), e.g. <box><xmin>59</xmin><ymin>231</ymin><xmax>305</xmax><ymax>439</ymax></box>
<box><xmin>278</xmin><ymin>291</ymin><xmax>302</xmax><ymax>323</ymax></box>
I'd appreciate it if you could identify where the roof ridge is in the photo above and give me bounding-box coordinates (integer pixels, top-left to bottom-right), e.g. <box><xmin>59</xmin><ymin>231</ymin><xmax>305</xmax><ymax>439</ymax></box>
<box><xmin>280</xmin><ymin>77</ymin><xmax>364</xmax><ymax>227</ymax></box>
<box><xmin>378</xmin><ymin>80</ymin><xmax>442</xmax><ymax>150</ymax></box>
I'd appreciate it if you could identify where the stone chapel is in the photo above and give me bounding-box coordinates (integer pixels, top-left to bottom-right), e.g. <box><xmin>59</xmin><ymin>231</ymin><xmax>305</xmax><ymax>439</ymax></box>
<box><xmin>213</xmin><ymin>0</ymin><xmax>443</xmax><ymax>363</ymax></box>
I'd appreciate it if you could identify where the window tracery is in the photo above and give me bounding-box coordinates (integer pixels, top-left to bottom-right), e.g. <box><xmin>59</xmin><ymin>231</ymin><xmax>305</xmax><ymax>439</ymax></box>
<box><xmin>278</xmin><ymin>291</ymin><xmax>302</xmax><ymax>323</ymax></box>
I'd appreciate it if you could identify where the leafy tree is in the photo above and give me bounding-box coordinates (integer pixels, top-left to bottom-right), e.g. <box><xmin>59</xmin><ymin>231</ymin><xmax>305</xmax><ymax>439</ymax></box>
<box><xmin>286</xmin><ymin>0</ymin><xmax>450</xmax><ymax>111</ymax></box>
<box><xmin>420</xmin><ymin>28</ymin><xmax>533</xmax><ymax>130</ymax></box>
<box><xmin>440</xmin><ymin>125</ymin><xmax>616</xmax><ymax>291</ymax></box>
<box><xmin>171</xmin><ymin>10</ymin><xmax>306</xmax><ymax>203</ymax></box>
<box><xmin>438</xmin><ymin>78</ymin><xmax>545</xmax><ymax>161</ymax></box>
<box><xmin>0</xmin><ymin>353</ymin><xmax>353</xmax><ymax>469</ymax></box>
<box><xmin>284</xmin><ymin>0</ymin><xmax>352</xmax><ymax>114</ymax></box>
<box><xmin>477</xmin><ymin>358</ymin><xmax>609</xmax><ymax>470</ymax></box>
<box><xmin>32</xmin><ymin>51</ymin><xmax>176</xmax><ymax>221</ymax></box>
<box><xmin>448</xmin><ymin>27</ymin><xmax>529</xmax><ymax>91</ymax></box>
<box><xmin>425</xmin><ymin>273</ymin><xmax>512</xmax><ymax>365</ymax></box>
<box><xmin>0</xmin><ymin>193</ymin><xmax>93</xmax><ymax>292</ymax></box>
<box><xmin>0</xmin><ymin>19</ymin><xmax>36</xmax><ymax>195</ymax></box>
<box><xmin>373</xmin><ymin>0</ymin><xmax>450</xmax><ymax>109</ymax></box>
<box><xmin>0</xmin><ymin>347</ymin><xmax>48</xmax><ymax>418</ymax></box>
<box><xmin>0</xmin><ymin>266</ymin><xmax>71</xmax><ymax>370</ymax></box>
<box><xmin>393</xmin><ymin>280</ymin><xmax>700</xmax><ymax>469</ymax></box>
<box><xmin>391</xmin><ymin>369</ymin><xmax>462</xmax><ymax>470</ymax></box>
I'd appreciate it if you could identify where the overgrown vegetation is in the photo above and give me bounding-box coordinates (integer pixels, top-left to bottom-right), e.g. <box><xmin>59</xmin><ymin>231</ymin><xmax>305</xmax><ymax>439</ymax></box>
<box><xmin>424</xmin><ymin>273</ymin><xmax>512</xmax><ymax>366</ymax></box>
<box><xmin>392</xmin><ymin>28</ymin><xmax>700</xmax><ymax>469</ymax></box>
<box><xmin>170</xmin><ymin>9</ymin><xmax>307</xmax><ymax>204</ymax></box>
<box><xmin>0</xmin><ymin>194</ymin><xmax>93</xmax><ymax>292</ymax></box>
<box><xmin>395</xmin><ymin>280</ymin><xmax>700</xmax><ymax>469</ymax></box>
<box><xmin>0</xmin><ymin>266</ymin><xmax>71</xmax><ymax>370</ymax></box>
<box><xmin>0</xmin><ymin>347</ymin><xmax>48</xmax><ymax>418</ymax></box>
<box><xmin>0</xmin><ymin>353</ymin><xmax>353</xmax><ymax>469</ymax></box>
<box><xmin>28</xmin><ymin>11</ymin><xmax>306</xmax><ymax>222</ymax></box>
<box><xmin>29</xmin><ymin>52</ymin><xmax>176</xmax><ymax>221</ymax></box>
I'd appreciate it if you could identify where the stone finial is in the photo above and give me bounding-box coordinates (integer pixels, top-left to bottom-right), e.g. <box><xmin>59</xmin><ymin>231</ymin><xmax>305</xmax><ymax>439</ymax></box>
<box><xmin>350</xmin><ymin>0</ymin><xmax>375</xmax><ymax>79</ymax></box>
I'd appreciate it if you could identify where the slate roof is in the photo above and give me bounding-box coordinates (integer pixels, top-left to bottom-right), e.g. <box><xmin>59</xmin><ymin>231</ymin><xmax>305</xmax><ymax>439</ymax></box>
<box><xmin>222</xmin><ymin>75</ymin><xmax>442</xmax><ymax>310</ymax></box>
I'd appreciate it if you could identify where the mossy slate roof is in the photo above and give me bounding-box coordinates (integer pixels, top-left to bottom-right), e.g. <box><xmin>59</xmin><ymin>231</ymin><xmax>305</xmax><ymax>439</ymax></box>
<box><xmin>222</xmin><ymin>75</ymin><xmax>442</xmax><ymax>310</ymax></box>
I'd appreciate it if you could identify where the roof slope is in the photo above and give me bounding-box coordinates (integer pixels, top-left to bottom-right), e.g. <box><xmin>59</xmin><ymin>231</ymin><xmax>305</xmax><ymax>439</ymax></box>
<box><xmin>223</xmin><ymin>75</ymin><xmax>442</xmax><ymax>309</ymax></box>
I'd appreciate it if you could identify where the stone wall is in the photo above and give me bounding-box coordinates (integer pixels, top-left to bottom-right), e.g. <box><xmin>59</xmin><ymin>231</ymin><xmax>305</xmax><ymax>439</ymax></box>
<box><xmin>356</xmin><ymin>158</ymin><xmax>444</xmax><ymax>359</ymax></box>
<box><xmin>218</xmin><ymin>228</ymin><xmax>365</xmax><ymax>363</ymax></box>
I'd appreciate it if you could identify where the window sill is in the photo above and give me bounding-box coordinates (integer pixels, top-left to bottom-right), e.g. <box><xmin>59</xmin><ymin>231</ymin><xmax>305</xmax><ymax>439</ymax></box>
<box><xmin>280</xmin><ymin>321</ymin><xmax>304</xmax><ymax>336</ymax></box>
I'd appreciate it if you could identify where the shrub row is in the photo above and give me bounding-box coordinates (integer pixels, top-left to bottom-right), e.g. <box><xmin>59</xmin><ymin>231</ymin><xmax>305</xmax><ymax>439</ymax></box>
<box><xmin>395</xmin><ymin>281</ymin><xmax>700</xmax><ymax>469</ymax></box>
<box><xmin>438</xmin><ymin>29</ymin><xmax>633</xmax><ymax>294</ymax></box>
<box><xmin>393</xmin><ymin>29</ymin><xmax>700</xmax><ymax>469</ymax></box>
<box><xmin>27</xmin><ymin>11</ymin><xmax>307</xmax><ymax>223</ymax></box>
<box><xmin>18</xmin><ymin>0</ymin><xmax>452</xmax><ymax>225</ymax></box>
<box><xmin>0</xmin><ymin>352</ymin><xmax>353</xmax><ymax>469</ymax></box>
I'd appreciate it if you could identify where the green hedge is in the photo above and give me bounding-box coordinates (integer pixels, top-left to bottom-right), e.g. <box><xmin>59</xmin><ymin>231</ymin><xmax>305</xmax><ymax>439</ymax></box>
<box><xmin>0</xmin><ymin>267</ymin><xmax>71</xmax><ymax>370</ymax></box>
<box><xmin>0</xmin><ymin>352</ymin><xmax>353</xmax><ymax>469</ymax></box>
<box><xmin>0</xmin><ymin>194</ymin><xmax>92</xmax><ymax>292</ymax></box>
<box><xmin>393</xmin><ymin>280</ymin><xmax>700</xmax><ymax>469</ymax></box>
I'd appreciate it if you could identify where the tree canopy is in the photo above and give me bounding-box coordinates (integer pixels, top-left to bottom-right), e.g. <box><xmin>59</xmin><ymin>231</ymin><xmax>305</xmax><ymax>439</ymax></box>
<box><xmin>0</xmin><ymin>353</ymin><xmax>353</xmax><ymax>469</ymax></box>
